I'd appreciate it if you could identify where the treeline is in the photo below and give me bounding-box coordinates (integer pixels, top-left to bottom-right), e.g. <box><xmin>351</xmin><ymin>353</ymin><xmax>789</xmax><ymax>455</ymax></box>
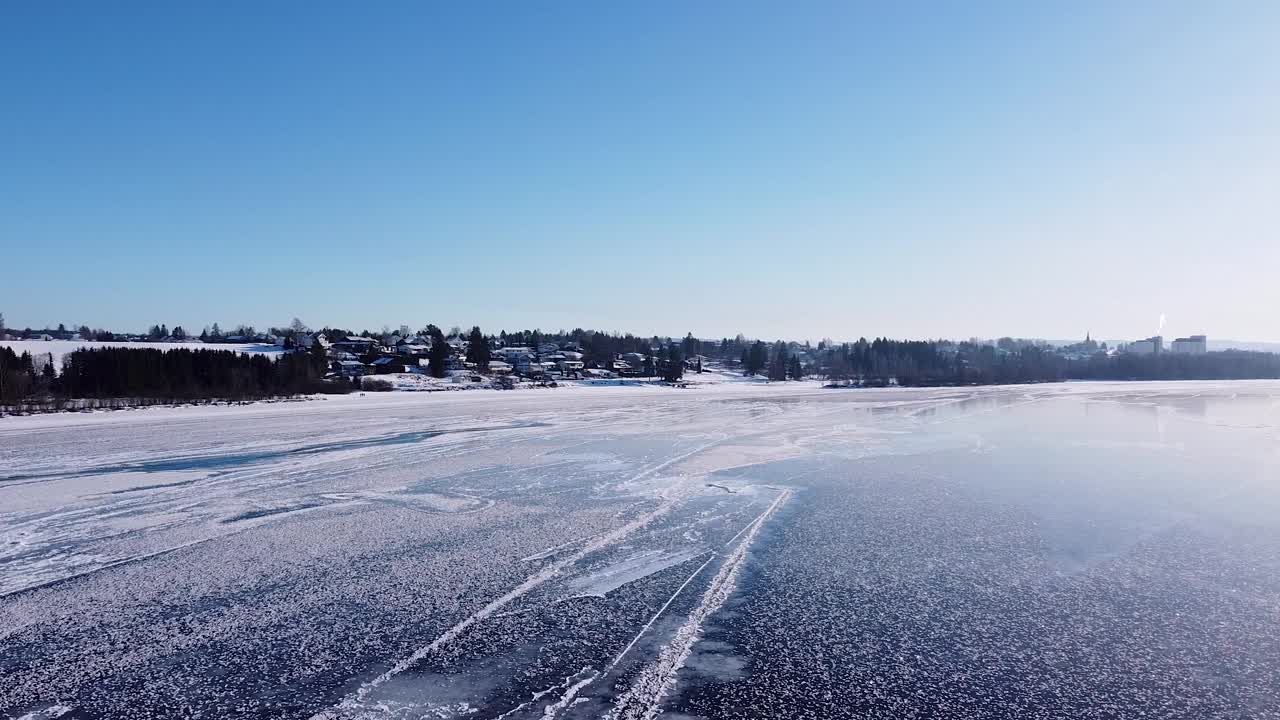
<box><xmin>1</xmin><ymin>346</ymin><xmax>345</xmax><ymax>410</ymax></box>
<box><xmin>742</xmin><ymin>338</ymin><xmax>1280</xmax><ymax>385</ymax></box>
<box><xmin>0</xmin><ymin>346</ymin><xmax>56</xmax><ymax>405</ymax></box>
<box><xmin>780</xmin><ymin>338</ymin><xmax>1068</xmax><ymax>385</ymax></box>
<box><xmin>423</xmin><ymin>328</ymin><xmax>1280</xmax><ymax>386</ymax></box>
<box><xmin>60</xmin><ymin>346</ymin><xmax>342</xmax><ymax>400</ymax></box>
<box><xmin>1064</xmin><ymin>350</ymin><xmax>1280</xmax><ymax>381</ymax></box>
<box><xmin>770</xmin><ymin>340</ymin><xmax>1280</xmax><ymax>385</ymax></box>
<box><xmin>0</xmin><ymin>316</ymin><xmax>279</xmax><ymax>343</ymax></box>
<box><xmin>490</xmin><ymin>332</ymin><xmax>1041</xmax><ymax>384</ymax></box>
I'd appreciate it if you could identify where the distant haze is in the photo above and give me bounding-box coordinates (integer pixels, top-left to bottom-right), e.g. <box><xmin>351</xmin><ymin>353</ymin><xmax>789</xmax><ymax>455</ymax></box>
<box><xmin>2</xmin><ymin>4</ymin><xmax>1277</xmax><ymax>342</ymax></box>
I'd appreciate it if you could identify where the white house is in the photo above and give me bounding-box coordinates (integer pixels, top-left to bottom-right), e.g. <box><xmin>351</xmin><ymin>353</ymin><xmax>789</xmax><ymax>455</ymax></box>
<box><xmin>299</xmin><ymin>333</ymin><xmax>330</xmax><ymax>349</ymax></box>
<box><xmin>397</xmin><ymin>336</ymin><xmax>430</xmax><ymax>355</ymax></box>
<box><xmin>555</xmin><ymin>353</ymin><xmax>585</xmax><ymax>373</ymax></box>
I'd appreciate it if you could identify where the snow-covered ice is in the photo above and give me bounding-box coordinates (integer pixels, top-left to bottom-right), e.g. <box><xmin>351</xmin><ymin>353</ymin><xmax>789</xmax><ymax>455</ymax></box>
<box><xmin>2</xmin><ymin>380</ymin><xmax>1279</xmax><ymax>718</ymax></box>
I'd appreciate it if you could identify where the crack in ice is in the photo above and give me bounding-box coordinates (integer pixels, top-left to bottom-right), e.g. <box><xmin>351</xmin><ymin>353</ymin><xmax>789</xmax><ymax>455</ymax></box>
<box><xmin>606</xmin><ymin>488</ymin><xmax>792</xmax><ymax>720</ymax></box>
<box><xmin>310</xmin><ymin>496</ymin><xmax>684</xmax><ymax>719</ymax></box>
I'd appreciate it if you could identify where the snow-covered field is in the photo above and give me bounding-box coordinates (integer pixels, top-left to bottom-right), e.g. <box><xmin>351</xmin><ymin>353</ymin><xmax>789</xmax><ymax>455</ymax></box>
<box><xmin>2</xmin><ymin>381</ymin><xmax>1279</xmax><ymax>719</ymax></box>
<box><xmin>0</xmin><ymin>339</ymin><xmax>284</xmax><ymax>368</ymax></box>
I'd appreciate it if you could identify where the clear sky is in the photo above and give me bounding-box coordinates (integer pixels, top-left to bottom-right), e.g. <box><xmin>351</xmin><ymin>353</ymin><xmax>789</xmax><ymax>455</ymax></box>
<box><xmin>3</xmin><ymin>1</ymin><xmax>1278</xmax><ymax>342</ymax></box>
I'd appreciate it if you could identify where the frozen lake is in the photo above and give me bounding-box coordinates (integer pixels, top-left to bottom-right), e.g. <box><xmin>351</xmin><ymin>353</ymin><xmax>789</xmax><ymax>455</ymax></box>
<box><xmin>2</xmin><ymin>382</ymin><xmax>1279</xmax><ymax>719</ymax></box>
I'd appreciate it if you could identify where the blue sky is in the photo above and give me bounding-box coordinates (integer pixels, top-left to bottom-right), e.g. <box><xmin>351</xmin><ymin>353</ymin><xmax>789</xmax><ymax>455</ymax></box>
<box><xmin>3</xmin><ymin>2</ymin><xmax>1278</xmax><ymax>341</ymax></box>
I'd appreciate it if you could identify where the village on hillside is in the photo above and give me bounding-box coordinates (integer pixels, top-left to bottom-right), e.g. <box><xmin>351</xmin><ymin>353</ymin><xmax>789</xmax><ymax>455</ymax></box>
<box><xmin>3</xmin><ymin>317</ymin><xmax>1269</xmax><ymax>412</ymax></box>
<box><xmin>296</xmin><ymin>331</ymin><xmax>701</xmax><ymax>389</ymax></box>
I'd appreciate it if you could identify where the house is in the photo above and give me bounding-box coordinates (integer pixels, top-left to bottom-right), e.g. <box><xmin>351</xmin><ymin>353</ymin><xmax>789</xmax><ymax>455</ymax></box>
<box><xmin>397</xmin><ymin>336</ymin><xmax>430</xmax><ymax>355</ymax></box>
<box><xmin>332</xmin><ymin>359</ymin><xmax>369</xmax><ymax>378</ymax></box>
<box><xmin>517</xmin><ymin>356</ymin><xmax>547</xmax><ymax>377</ymax></box>
<box><xmin>488</xmin><ymin>360</ymin><xmax>514</xmax><ymax>375</ymax></box>
<box><xmin>296</xmin><ymin>333</ymin><xmax>330</xmax><ymax>348</ymax></box>
<box><xmin>500</xmin><ymin>348</ymin><xmax>537</xmax><ymax>375</ymax></box>
<box><xmin>371</xmin><ymin>357</ymin><xmax>403</xmax><ymax>374</ymax></box>
<box><xmin>499</xmin><ymin>346</ymin><xmax>533</xmax><ymax>362</ymax></box>
<box><xmin>332</xmin><ymin>336</ymin><xmax>380</xmax><ymax>355</ymax></box>
<box><xmin>555</xmin><ymin>355</ymin><xmax>584</xmax><ymax>375</ymax></box>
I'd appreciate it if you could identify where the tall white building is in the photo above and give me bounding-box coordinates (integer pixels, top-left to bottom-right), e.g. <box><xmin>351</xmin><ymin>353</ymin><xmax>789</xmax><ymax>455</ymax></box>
<box><xmin>1170</xmin><ymin>335</ymin><xmax>1207</xmax><ymax>355</ymax></box>
<box><xmin>1125</xmin><ymin>336</ymin><xmax>1163</xmax><ymax>355</ymax></box>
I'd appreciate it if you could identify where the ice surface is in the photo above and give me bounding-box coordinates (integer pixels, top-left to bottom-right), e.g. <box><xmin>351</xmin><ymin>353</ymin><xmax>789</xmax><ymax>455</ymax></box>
<box><xmin>567</xmin><ymin>548</ymin><xmax>710</xmax><ymax>598</ymax></box>
<box><xmin>2</xmin><ymin>380</ymin><xmax>1279</xmax><ymax>719</ymax></box>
